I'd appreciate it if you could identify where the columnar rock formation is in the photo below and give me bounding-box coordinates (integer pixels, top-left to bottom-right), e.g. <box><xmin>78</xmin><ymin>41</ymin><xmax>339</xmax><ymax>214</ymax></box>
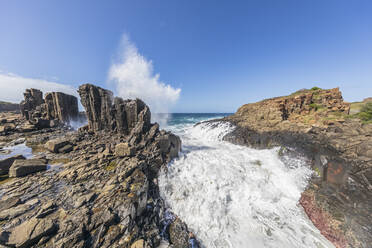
<box><xmin>78</xmin><ymin>84</ymin><xmax>151</xmax><ymax>134</ymax></box>
<box><xmin>44</xmin><ymin>92</ymin><xmax>79</xmax><ymax>122</ymax></box>
<box><xmin>0</xmin><ymin>83</ymin><xmax>185</xmax><ymax>247</ymax></box>
<box><xmin>19</xmin><ymin>89</ymin><xmax>79</xmax><ymax>127</ymax></box>
<box><xmin>20</xmin><ymin>88</ymin><xmax>44</xmax><ymax>120</ymax></box>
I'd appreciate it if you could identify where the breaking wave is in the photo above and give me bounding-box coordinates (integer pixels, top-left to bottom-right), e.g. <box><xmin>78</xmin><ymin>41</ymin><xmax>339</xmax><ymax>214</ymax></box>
<box><xmin>159</xmin><ymin>121</ymin><xmax>334</xmax><ymax>248</ymax></box>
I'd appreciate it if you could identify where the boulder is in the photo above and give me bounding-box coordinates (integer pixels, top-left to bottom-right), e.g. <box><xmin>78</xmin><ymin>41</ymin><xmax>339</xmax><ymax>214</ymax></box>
<box><xmin>6</xmin><ymin>217</ymin><xmax>57</xmax><ymax>247</ymax></box>
<box><xmin>45</xmin><ymin>139</ymin><xmax>70</xmax><ymax>153</ymax></box>
<box><xmin>58</xmin><ymin>144</ymin><xmax>73</xmax><ymax>153</ymax></box>
<box><xmin>115</xmin><ymin>142</ymin><xmax>135</xmax><ymax>157</ymax></box>
<box><xmin>9</xmin><ymin>159</ymin><xmax>47</xmax><ymax>177</ymax></box>
<box><xmin>0</xmin><ymin>154</ymin><xmax>26</xmax><ymax>175</ymax></box>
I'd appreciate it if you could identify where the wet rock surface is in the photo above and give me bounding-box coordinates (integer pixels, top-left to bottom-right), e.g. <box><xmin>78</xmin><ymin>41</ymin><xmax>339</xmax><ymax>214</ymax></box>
<box><xmin>0</xmin><ymin>84</ymin><xmax>193</xmax><ymax>248</ymax></box>
<box><xmin>214</xmin><ymin>88</ymin><xmax>372</xmax><ymax>247</ymax></box>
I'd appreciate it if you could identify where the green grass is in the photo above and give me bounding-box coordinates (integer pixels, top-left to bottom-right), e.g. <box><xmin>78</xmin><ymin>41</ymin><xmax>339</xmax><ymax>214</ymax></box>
<box><xmin>357</xmin><ymin>102</ymin><xmax>372</xmax><ymax>123</ymax></box>
<box><xmin>309</xmin><ymin>103</ymin><xmax>322</xmax><ymax>111</ymax></box>
<box><xmin>310</xmin><ymin>86</ymin><xmax>322</xmax><ymax>91</ymax></box>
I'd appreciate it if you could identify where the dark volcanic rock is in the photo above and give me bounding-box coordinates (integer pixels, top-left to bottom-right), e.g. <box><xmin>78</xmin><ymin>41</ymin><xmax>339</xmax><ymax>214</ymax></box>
<box><xmin>78</xmin><ymin>84</ymin><xmax>151</xmax><ymax>134</ymax></box>
<box><xmin>78</xmin><ymin>84</ymin><xmax>114</xmax><ymax>132</ymax></box>
<box><xmin>20</xmin><ymin>88</ymin><xmax>78</xmax><ymax>126</ymax></box>
<box><xmin>44</xmin><ymin>92</ymin><xmax>79</xmax><ymax>122</ymax></box>
<box><xmin>20</xmin><ymin>88</ymin><xmax>44</xmax><ymax>120</ymax></box>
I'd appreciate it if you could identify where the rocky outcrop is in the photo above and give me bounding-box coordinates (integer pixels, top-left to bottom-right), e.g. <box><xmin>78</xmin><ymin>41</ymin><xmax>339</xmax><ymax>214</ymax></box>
<box><xmin>0</xmin><ymin>83</ymin><xmax>185</xmax><ymax>248</ymax></box>
<box><xmin>20</xmin><ymin>89</ymin><xmax>43</xmax><ymax>120</ymax></box>
<box><xmin>78</xmin><ymin>84</ymin><xmax>151</xmax><ymax>134</ymax></box>
<box><xmin>19</xmin><ymin>88</ymin><xmax>79</xmax><ymax>127</ymax></box>
<box><xmin>217</xmin><ymin>87</ymin><xmax>371</xmax><ymax>247</ymax></box>
<box><xmin>44</xmin><ymin>92</ymin><xmax>79</xmax><ymax>122</ymax></box>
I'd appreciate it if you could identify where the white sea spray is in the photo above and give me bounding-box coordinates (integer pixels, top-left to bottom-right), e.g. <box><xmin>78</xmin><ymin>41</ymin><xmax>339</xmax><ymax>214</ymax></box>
<box><xmin>159</xmin><ymin>121</ymin><xmax>335</xmax><ymax>248</ymax></box>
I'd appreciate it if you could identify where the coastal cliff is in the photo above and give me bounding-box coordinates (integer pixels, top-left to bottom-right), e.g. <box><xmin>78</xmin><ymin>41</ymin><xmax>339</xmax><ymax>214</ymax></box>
<box><xmin>220</xmin><ymin>87</ymin><xmax>372</xmax><ymax>248</ymax></box>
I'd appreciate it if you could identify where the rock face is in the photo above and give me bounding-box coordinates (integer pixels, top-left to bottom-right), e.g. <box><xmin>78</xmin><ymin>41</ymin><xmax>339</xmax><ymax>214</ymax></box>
<box><xmin>218</xmin><ymin>87</ymin><xmax>372</xmax><ymax>248</ymax></box>
<box><xmin>9</xmin><ymin>159</ymin><xmax>47</xmax><ymax>177</ymax></box>
<box><xmin>78</xmin><ymin>84</ymin><xmax>151</xmax><ymax>134</ymax></box>
<box><xmin>20</xmin><ymin>88</ymin><xmax>78</xmax><ymax>127</ymax></box>
<box><xmin>44</xmin><ymin>92</ymin><xmax>79</xmax><ymax>122</ymax></box>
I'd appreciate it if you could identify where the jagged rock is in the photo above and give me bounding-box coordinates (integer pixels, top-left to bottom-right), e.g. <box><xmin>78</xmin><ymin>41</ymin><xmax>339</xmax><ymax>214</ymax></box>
<box><xmin>78</xmin><ymin>84</ymin><xmax>151</xmax><ymax>134</ymax></box>
<box><xmin>20</xmin><ymin>88</ymin><xmax>78</xmax><ymax>126</ymax></box>
<box><xmin>78</xmin><ymin>84</ymin><xmax>114</xmax><ymax>132</ymax></box>
<box><xmin>0</xmin><ymin>83</ymin><xmax>186</xmax><ymax>248</ymax></box>
<box><xmin>45</xmin><ymin>139</ymin><xmax>70</xmax><ymax>153</ymax></box>
<box><xmin>20</xmin><ymin>88</ymin><xmax>44</xmax><ymax>120</ymax></box>
<box><xmin>115</xmin><ymin>142</ymin><xmax>135</xmax><ymax>157</ymax></box>
<box><xmin>9</xmin><ymin>159</ymin><xmax>47</xmax><ymax>177</ymax></box>
<box><xmin>6</xmin><ymin>217</ymin><xmax>57</xmax><ymax>247</ymax></box>
<box><xmin>44</xmin><ymin>92</ymin><xmax>78</xmax><ymax>122</ymax></box>
<box><xmin>156</xmin><ymin>133</ymin><xmax>181</xmax><ymax>160</ymax></box>
<box><xmin>0</xmin><ymin>154</ymin><xmax>25</xmax><ymax>175</ymax></box>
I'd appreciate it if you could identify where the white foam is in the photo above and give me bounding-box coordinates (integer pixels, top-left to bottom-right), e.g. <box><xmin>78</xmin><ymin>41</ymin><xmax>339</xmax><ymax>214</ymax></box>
<box><xmin>159</xmin><ymin>122</ymin><xmax>334</xmax><ymax>248</ymax></box>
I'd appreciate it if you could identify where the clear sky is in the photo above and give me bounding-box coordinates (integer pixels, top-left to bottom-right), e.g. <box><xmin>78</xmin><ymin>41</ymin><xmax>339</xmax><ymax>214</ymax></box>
<box><xmin>0</xmin><ymin>0</ymin><xmax>371</xmax><ymax>112</ymax></box>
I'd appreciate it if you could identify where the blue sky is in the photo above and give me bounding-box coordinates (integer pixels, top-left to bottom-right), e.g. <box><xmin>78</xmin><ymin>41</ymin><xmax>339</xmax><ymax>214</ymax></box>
<box><xmin>0</xmin><ymin>0</ymin><xmax>371</xmax><ymax>112</ymax></box>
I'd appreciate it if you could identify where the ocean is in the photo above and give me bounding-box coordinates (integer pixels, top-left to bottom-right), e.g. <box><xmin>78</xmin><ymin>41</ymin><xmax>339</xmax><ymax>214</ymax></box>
<box><xmin>159</xmin><ymin>113</ymin><xmax>334</xmax><ymax>248</ymax></box>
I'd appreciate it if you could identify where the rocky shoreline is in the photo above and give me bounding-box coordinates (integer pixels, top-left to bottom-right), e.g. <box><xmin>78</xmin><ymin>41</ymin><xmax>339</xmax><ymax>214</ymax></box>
<box><xmin>213</xmin><ymin>88</ymin><xmax>372</xmax><ymax>248</ymax></box>
<box><xmin>0</xmin><ymin>84</ymin><xmax>196</xmax><ymax>248</ymax></box>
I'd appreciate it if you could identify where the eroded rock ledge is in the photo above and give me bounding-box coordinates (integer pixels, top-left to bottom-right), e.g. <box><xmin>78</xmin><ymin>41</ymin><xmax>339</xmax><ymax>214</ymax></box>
<box><xmin>0</xmin><ymin>84</ymin><xmax>192</xmax><ymax>248</ymax></box>
<box><xmin>217</xmin><ymin>88</ymin><xmax>371</xmax><ymax>248</ymax></box>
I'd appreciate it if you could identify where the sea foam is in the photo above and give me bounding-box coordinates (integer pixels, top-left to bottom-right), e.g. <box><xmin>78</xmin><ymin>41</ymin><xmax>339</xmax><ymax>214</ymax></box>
<box><xmin>159</xmin><ymin>121</ymin><xmax>334</xmax><ymax>248</ymax></box>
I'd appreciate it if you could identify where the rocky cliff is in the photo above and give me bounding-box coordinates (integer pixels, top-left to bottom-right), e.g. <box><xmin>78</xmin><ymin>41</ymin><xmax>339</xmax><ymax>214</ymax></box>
<box><xmin>220</xmin><ymin>87</ymin><xmax>372</xmax><ymax>248</ymax></box>
<box><xmin>0</xmin><ymin>84</ymin><xmax>190</xmax><ymax>248</ymax></box>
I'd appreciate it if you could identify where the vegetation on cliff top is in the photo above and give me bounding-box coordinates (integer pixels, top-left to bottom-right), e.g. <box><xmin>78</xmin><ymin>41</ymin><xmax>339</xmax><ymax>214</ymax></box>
<box><xmin>355</xmin><ymin>102</ymin><xmax>372</xmax><ymax>123</ymax></box>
